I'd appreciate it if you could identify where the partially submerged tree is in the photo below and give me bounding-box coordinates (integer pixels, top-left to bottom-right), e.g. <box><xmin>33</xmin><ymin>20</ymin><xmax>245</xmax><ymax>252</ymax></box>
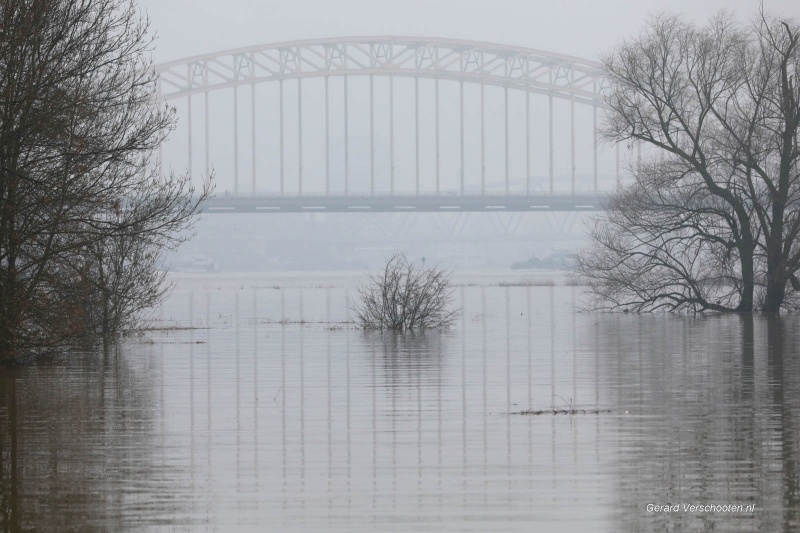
<box><xmin>353</xmin><ymin>252</ymin><xmax>458</xmax><ymax>330</ymax></box>
<box><xmin>581</xmin><ymin>160</ymin><xmax>750</xmax><ymax>312</ymax></box>
<box><xmin>0</xmin><ymin>0</ymin><xmax>210</xmax><ymax>361</ymax></box>
<box><xmin>579</xmin><ymin>9</ymin><xmax>800</xmax><ymax>312</ymax></box>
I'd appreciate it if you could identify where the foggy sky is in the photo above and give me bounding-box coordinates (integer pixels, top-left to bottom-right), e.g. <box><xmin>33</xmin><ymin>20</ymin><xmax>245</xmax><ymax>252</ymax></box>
<box><xmin>140</xmin><ymin>0</ymin><xmax>800</xmax><ymax>64</ymax></box>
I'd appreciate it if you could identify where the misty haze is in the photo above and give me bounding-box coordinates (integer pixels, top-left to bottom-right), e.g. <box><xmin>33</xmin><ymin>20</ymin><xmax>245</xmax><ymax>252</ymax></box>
<box><xmin>2</xmin><ymin>1</ymin><xmax>800</xmax><ymax>532</ymax></box>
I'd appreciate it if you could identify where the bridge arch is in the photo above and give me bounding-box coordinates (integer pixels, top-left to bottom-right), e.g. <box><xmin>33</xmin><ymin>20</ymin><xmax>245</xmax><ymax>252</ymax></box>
<box><xmin>155</xmin><ymin>37</ymin><xmax>620</xmax><ymax>201</ymax></box>
<box><xmin>156</xmin><ymin>36</ymin><xmax>607</xmax><ymax>105</ymax></box>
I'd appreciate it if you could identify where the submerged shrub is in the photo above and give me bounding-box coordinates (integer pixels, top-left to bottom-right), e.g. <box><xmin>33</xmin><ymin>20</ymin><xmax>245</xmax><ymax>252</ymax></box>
<box><xmin>353</xmin><ymin>252</ymin><xmax>457</xmax><ymax>330</ymax></box>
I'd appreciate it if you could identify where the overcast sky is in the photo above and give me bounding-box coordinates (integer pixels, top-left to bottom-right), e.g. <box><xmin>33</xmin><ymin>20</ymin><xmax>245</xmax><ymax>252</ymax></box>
<box><xmin>140</xmin><ymin>0</ymin><xmax>800</xmax><ymax>64</ymax></box>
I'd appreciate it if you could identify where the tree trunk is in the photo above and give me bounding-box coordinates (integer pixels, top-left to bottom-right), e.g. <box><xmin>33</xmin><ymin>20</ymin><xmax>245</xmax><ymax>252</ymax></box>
<box><xmin>0</xmin><ymin>298</ymin><xmax>20</xmax><ymax>363</ymax></box>
<box><xmin>737</xmin><ymin>235</ymin><xmax>755</xmax><ymax>312</ymax></box>
<box><xmin>764</xmin><ymin>188</ymin><xmax>788</xmax><ymax>312</ymax></box>
<box><xmin>764</xmin><ymin>247</ymin><xmax>786</xmax><ymax>312</ymax></box>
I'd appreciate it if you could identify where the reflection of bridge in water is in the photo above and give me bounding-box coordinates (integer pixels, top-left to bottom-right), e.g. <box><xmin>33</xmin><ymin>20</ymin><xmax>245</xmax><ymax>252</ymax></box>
<box><xmin>145</xmin><ymin>282</ymin><xmax>800</xmax><ymax>531</ymax></box>
<box><xmin>156</xmin><ymin>37</ymin><xmax>626</xmax><ymax>216</ymax></box>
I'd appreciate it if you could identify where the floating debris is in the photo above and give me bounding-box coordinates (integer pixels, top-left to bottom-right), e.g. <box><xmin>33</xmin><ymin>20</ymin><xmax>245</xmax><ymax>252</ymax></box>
<box><xmin>511</xmin><ymin>408</ymin><xmax>611</xmax><ymax>416</ymax></box>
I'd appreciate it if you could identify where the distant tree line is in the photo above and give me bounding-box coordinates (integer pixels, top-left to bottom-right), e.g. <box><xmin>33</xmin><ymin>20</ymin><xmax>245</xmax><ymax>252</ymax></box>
<box><xmin>0</xmin><ymin>0</ymin><xmax>210</xmax><ymax>362</ymax></box>
<box><xmin>579</xmin><ymin>9</ymin><xmax>800</xmax><ymax>312</ymax></box>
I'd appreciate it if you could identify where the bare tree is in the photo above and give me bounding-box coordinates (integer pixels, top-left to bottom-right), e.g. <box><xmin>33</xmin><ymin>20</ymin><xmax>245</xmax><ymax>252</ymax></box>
<box><xmin>0</xmin><ymin>0</ymin><xmax>210</xmax><ymax>361</ymax></box>
<box><xmin>579</xmin><ymin>158</ymin><xmax>751</xmax><ymax>312</ymax></box>
<box><xmin>79</xmin><ymin>169</ymin><xmax>205</xmax><ymax>340</ymax></box>
<box><xmin>352</xmin><ymin>252</ymin><xmax>458</xmax><ymax>330</ymax></box>
<box><xmin>580</xmin><ymin>9</ymin><xmax>800</xmax><ymax>312</ymax></box>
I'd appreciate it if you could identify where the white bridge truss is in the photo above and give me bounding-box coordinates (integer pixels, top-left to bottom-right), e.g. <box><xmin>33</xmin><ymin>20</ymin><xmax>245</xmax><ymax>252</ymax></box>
<box><xmin>156</xmin><ymin>36</ymin><xmax>606</xmax><ymax>104</ymax></box>
<box><xmin>156</xmin><ymin>37</ymin><xmax>618</xmax><ymax>209</ymax></box>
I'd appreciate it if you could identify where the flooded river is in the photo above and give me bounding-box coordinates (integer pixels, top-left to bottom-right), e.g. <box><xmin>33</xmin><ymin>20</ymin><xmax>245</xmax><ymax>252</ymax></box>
<box><xmin>1</xmin><ymin>272</ymin><xmax>799</xmax><ymax>532</ymax></box>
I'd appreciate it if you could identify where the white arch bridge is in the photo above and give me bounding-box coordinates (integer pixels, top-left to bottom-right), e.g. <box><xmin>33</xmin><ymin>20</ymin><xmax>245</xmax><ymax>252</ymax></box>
<box><xmin>156</xmin><ymin>37</ymin><xmax>623</xmax><ymax>213</ymax></box>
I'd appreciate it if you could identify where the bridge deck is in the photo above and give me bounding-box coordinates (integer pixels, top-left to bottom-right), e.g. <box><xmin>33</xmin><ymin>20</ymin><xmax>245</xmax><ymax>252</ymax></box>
<box><xmin>201</xmin><ymin>194</ymin><xmax>609</xmax><ymax>213</ymax></box>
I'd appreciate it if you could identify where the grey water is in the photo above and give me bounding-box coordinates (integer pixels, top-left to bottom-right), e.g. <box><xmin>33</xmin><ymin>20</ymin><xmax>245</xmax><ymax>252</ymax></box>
<box><xmin>1</xmin><ymin>272</ymin><xmax>799</xmax><ymax>532</ymax></box>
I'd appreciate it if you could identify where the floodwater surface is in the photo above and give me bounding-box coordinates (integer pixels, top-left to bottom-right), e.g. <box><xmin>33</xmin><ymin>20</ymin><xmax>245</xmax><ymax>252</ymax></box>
<box><xmin>1</xmin><ymin>273</ymin><xmax>799</xmax><ymax>532</ymax></box>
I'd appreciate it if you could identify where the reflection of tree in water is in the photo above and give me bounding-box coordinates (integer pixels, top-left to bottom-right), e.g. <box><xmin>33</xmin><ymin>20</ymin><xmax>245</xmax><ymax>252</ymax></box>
<box><xmin>766</xmin><ymin>317</ymin><xmax>800</xmax><ymax>533</ymax></box>
<box><xmin>360</xmin><ymin>331</ymin><xmax>450</xmax><ymax>394</ymax></box>
<box><xmin>590</xmin><ymin>314</ymin><xmax>800</xmax><ymax>533</ymax></box>
<box><xmin>0</xmin><ymin>345</ymin><xmax>187</xmax><ymax>532</ymax></box>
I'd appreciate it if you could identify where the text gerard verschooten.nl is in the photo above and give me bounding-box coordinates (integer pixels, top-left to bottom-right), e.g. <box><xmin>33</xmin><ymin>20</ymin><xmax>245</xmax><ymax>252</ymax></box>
<box><xmin>646</xmin><ymin>504</ymin><xmax>755</xmax><ymax>513</ymax></box>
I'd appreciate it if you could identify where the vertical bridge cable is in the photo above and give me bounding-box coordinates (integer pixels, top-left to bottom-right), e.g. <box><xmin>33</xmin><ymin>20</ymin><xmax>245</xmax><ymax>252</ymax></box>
<box><xmin>593</xmin><ymin>80</ymin><xmax>598</xmax><ymax>195</ymax></box>
<box><xmin>234</xmin><ymin>85</ymin><xmax>238</xmax><ymax>194</ymax></box>
<box><xmin>570</xmin><ymin>93</ymin><xmax>575</xmax><ymax>195</ymax></box>
<box><xmin>279</xmin><ymin>79</ymin><xmax>284</xmax><ymax>195</ymax></box>
<box><xmin>251</xmin><ymin>82</ymin><xmax>256</xmax><ymax>195</ymax></box>
<box><xmin>436</xmin><ymin>77</ymin><xmax>440</xmax><ymax>195</ymax></box>
<box><xmin>460</xmin><ymin>80</ymin><xmax>464</xmax><ymax>196</ymax></box>
<box><xmin>504</xmin><ymin>86</ymin><xmax>509</xmax><ymax>195</ymax></box>
<box><xmin>344</xmin><ymin>76</ymin><xmax>349</xmax><ymax>195</ymax></box>
<box><xmin>389</xmin><ymin>75</ymin><xmax>394</xmax><ymax>195</ymax></box>
<box><xmin>325</xmin><ymin>76</ymin><xmax>330</xmax><ymax>196</ymax></box>
<box><xmin>481</xmin><ymin>81</ymin><xmax>485</xmax><ymax>195</ymax></box>
<box><xmin>526</xmin><ymin>89</ymin><xmax>530</xmax><ymax>196</ymax></box>
<box><xmin>415</xmin><ymin>76</ymin><xmax>420</xmax><ymax>196</ymax></box>
<box><xmin>204</xmin><ymin>90</ymin><xmax>209</xmax><ymax>178</ymax></box>
<box><xmin>298</xmin><ymin>78</ymin><xmax>302</xmax><ymax>196</ymax></box>
<box><xmin>188</xmin><ymin>93</ymin><xmax>192</xmax><ymax>181</ymax></box>
<box><xmin>548</xmin><ymin>71</ymin><xmax>554</xmax><ymax>195</ymax></box>
<box><xmin>369</xmin><ymin>74</ymin><xmax>375</xmax><ymax>196</ymax></box>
